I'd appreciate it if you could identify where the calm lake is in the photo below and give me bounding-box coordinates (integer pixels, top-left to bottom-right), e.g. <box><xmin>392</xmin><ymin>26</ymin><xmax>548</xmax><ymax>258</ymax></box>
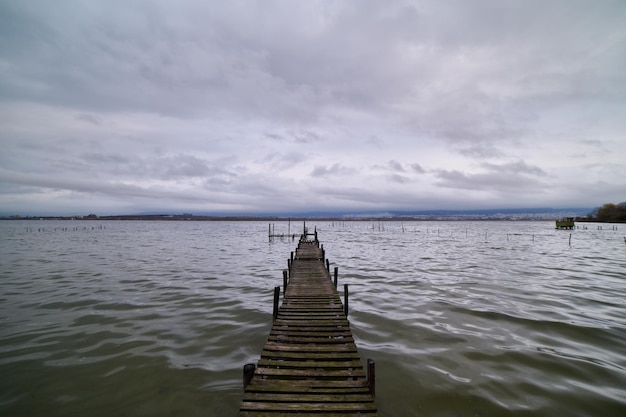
<box><xmin>1</xmin><ymin>220</ymin><xmax>625</xmax><ymax>416</ymax></box>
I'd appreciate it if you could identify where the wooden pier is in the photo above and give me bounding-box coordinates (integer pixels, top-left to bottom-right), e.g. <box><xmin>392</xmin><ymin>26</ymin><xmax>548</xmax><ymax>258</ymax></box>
<box><xmin>238</xmin><ymin>230</ymin><xmax>377</xmax><ymax>416</ymax></box>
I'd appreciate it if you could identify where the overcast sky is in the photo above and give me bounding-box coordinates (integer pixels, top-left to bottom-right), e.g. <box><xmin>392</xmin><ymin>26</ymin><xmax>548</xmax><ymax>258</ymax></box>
<box><xmin>1</xmin><ymin>0</ymin><xmax>625</xmax><ymax>215</ymax></box>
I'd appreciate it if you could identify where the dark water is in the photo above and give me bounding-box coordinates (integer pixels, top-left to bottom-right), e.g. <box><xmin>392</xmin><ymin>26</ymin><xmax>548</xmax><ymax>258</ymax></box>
<box><xmin>1</xmin><ymin>220</ymin><xmax>624</xmax><ymax>416</ymax></box>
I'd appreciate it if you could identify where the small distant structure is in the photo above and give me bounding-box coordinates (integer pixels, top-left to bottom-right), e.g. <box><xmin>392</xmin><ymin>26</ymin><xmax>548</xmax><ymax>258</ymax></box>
<box><xmin>555</xmin><ymin>217</ymin><xmax>575</xmax><ymax>230</ymax></box>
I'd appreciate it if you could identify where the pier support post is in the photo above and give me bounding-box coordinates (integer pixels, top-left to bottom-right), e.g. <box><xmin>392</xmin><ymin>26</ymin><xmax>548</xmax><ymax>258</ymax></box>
<box><xmin>273</xmin><ymin>286</ymin><xmax>280</xmax><ymax>321</ymax></box>
<box><xmin>344</xmin><ymin>284</ymin><xmax>349</xmax><ymax>318</ymax></box>
<box><xmin>283</xmin><ymin>270</ymin><xmax>288</xmax><ymax>295</ymax></box>
<box><xmin>333</xmin><ymin>267</ymin><xmax>338</xmax><ymax>288</ymax></box>
<box><xmin>243</xmin><ymin>363</ymin><xmax>256</xmax><ymax>389</ymax></box>
<box><xmin>367</xmin><ymin>359</ymin><xmax>376</xmax><ymax>398</ymax></box>
<box><xmin>326</xmin><ymin>259</ymin><xmax>330</xmax><ymax>273</ymax></box>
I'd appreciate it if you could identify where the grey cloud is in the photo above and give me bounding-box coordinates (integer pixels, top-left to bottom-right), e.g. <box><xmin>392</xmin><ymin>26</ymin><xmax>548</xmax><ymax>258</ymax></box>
<box><xmin>457</xmin><ymin>145</ymin><xmax>506</xmax><ymax>159</ymax></box>
<box><xmin>435</xmin><ymin>169</ymin><xmax>545</xmax><ymax>192</ymax></box>
<box><xmin>481</xmin><ymin>161</ymin><xmax>546</xmax><ymax>177</ymax></box>
<box><xmin>264</xmin><ymin>129</ymin><xmax>324</xmax><ymax>144</ymax></box>
<box><xmin>289</xmin><ymin>129</ymin><xmax>324</xmax><ymax>144</ymax></box>
<box><xmin>372</xmin><ymin>160</ymin><xmax>407</xmax><ymax>172</ymax></box>
<box><xmin>410</xmin><ymin>164</ymin><xmax>426</xmax><ymax>174</ymax></box>
<box><xmin>76</xmin><ymin>114</ymin><xmax>102</xmax><ymax>125</ymax></box>
<box><xmin>388</xmin><ymin>174</ymin><xmax>412</xmax><ymax>184</ymax></box>
<box><xmin>81</xmin><ymin>153</ymin><xmax>131</xmax><ymax>164</ymax></box>
<box><xmin>264</xmin><ymin>132</ymin><xmax>285</xmax><ymax>142</ymax></box>
<box><xmin>261</xmin><ymin>152</ymin><xmax>307</xmax><ymax>170</ymax></box>
<box><xmin>387</xmin><ymin>160</ymin><xmax>405</xmax><ymax>172</ymax></box>
<box><xmin>434</xmin><ymin>160</ymin><xmax>547</xmax><ymax>192</ymax></box>
<box><xmin>0</xmin><ymin>168</ymin><xmax>163</xmax><ymax>199</ymax></box>
<box><xmin>159</xmin><ymin>155</ymin><xmax>217</xmax><ymax>179</ymax></box>
<box><xmin>311</xmin><ymin>163</ymin><xmax>356</xmax><ymax>178</ymax></box>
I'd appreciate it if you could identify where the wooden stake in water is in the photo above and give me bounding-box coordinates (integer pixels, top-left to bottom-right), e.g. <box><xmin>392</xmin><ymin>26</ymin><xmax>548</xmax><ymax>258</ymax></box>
<box><xmin>272</xmin><ymin>286</ymin><xmax>280</xmax><ymax>321</ymax></box>
<box><xmin>243</xmin><ymin>363</ymin><xmax>256</xmax><ymax>389</ymax></box>
<box><xmin>367</xmin><ymin>359</ymin><xmax>376</xmax><ymax>398</ymax></box>
<box><xmin>283</xmin><ymin>270</ymin><xmax>288</xmax><ymax>295</ymax></box>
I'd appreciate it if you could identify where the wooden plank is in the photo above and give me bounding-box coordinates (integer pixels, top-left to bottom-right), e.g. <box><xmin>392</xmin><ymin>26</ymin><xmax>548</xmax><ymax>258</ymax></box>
<box><xmin>260</xmin><ymin>350</ymin><xmax>361</xmax><ymax>361</ymax></box>
<box><xmin>262</xmin><ymin>342</ymin><xmax>358</xmax><ymax>352</ymax></box>
<box><xmin>257</xmin><ymin>359</ymin><xmax>364</xmax><ymax>369</ymax></box>
<box><xmin>240</xmin><ymin>402</ymin><xmax>377</xmax><ymax>412</ymax></box>
<box><xmin>269</xmin><ymin>330</ymin><xmax>352</xmax><ymax>336</ymax></box>
<box><xmin>239</xmin><ymin>413</ymin><xmax>375</xmax><ymax>417</ymax></box>
<box><xmin>254</xmin><ymin>366</ymin><xmax>366</xmax><ymax>379</ymax></box>
<box><xmin>267</xmin><ymin>336</ymin><xmax>354</xmax><ymax>344</ymax></box>
<box><xmin>242</xmin><ymin>392</ymin><xmax>374</xmax><ymax>402</ymax></box>
<box><xmin>273</xmin><ymin>318</ymin><xmax>348</xmax><ymax>323</ymax></box>
<box><xmin>244</xmin><ymin>383</ymin><xmax>371</xmax><ymax>393</ymax></box>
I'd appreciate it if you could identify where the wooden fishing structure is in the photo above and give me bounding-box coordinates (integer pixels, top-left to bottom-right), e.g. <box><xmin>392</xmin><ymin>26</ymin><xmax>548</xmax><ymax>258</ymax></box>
<box><xmin>238</xmin><ymin>225</ymin><xmax>377</xmax><ymax>416</ymax></box>
<box><xmin>268</xmin><ymin>221</ymin><xmax>298</xmax><ymax>242</ymax></box>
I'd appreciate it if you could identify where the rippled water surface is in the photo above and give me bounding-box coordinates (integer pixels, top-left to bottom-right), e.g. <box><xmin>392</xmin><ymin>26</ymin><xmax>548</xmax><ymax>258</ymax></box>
<box><xmin>1</xmin><ymin>220</ymin><xmax>625</xmax><ymax>416</ymax></box>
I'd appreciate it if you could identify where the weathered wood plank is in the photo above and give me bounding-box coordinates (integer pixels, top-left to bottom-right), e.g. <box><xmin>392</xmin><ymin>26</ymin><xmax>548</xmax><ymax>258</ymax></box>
<box><xmin>246</xmin><ymin>379</ymin><xmax>370</xmax><ymax>389</ymax></box>
<box><xmin>272</xmin><ymin>319</ymin><xmax>350</xmax><ymax>326</ymax></box>
<box><xmin>240</xmin><ymin>401</ymin><xmax>376</xmax><ymax>412</ymax></box>
<box><xmin>267</xmin><ymin>335</ymin><xmax>355</xmax><ymax>344</ymax></box>
<box><xmin>269</xmin><ymin>330</ymin><xmax>353</xmax><ymax>337</ymax></box>
<box><xmin>254</xmin><ymin>367</ymin><xmax>366</xmax><ymax>378</ymax></box>
<box><xmin>239</xmin><ymin>410</ymin><xmax>376</xmax><ymax>417</ymax></box>
<box><xmin>262</xmin><ymin>341</ymin><xmax>358</xmax><ymax>352</ymax></box>
<box><xmin>242</xmin><ymin>392</ymin><xmax>374</xmax><ymax>402</ymax></box>
<box><xmin>239</xmin><ymin>413</ymin><xmax>375</xmax><ymax>417</ymax></box>
<box><xmin>260</xmin><ymin>350</ymin><xmax>361</xmax><ymax>361</ymax></box>
<box><xmin>257</xmin><ymin>358</ymin><xmax>364</xmax><ymax>369</ymax></box>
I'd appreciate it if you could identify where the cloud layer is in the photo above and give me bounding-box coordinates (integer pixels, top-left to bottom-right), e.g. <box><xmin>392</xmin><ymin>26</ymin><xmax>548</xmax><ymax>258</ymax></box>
<box><xmin>1</xmin><ymin>0</ymin><xmax>625</xmax><ymax>215</ymax></box>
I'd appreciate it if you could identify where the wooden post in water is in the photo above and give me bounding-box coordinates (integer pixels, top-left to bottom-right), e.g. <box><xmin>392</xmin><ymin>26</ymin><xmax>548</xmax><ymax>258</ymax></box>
<box><xmin>333</xmin><ymin>267</ymin><xmax>338</xmax><ymax>288</ymax></box>
<box><xmin>326</xmin><ymin>259</ymin><xmax>330</xmax><ymax>273</ymax></box>
<box><xmin>243</xmin><ymin>363</ymin><xmax>256</xmax><ymax>389</ymax></box>
<box><xmin>344</xmin><ymin>284</ymin><xmax>349</xmax><ymax>318</ymax></box>
<box><xmin>367</xmin><ymin>358</ymin><xmax>376</xmax><ymax>398</ymax></box>
<box><xmin>272</xmin><ymin>286</ymin><xmax>280</xmax><ymax>321</ymax></box>
<box><xmin>283</xmin><ymin>270</ymin><xmax>288</xmax><ymax>295</ymax></box>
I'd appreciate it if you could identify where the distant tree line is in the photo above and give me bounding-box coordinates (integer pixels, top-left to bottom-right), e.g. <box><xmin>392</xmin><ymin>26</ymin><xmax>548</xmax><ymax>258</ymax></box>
<box><xmin>589</xmin><ymin>202</ymin><xmax>626</xmax><ymax>222</ymax></box>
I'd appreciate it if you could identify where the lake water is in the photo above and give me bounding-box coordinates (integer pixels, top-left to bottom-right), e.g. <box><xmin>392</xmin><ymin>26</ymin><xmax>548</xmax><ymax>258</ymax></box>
<box><xmin>0</xmin><ymin>220</ymin><xmax>625</xmax><ymax>416</ymax></box>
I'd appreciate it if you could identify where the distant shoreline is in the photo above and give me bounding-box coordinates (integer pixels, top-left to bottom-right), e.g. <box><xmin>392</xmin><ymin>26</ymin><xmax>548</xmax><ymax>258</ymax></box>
<box><xmin>1</xmin><ymin>214</ymin><xmax>618</xmax><ymax>222</ymax></box>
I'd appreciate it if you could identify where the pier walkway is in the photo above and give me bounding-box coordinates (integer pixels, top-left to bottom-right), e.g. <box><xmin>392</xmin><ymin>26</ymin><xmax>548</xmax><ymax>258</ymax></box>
<box><xmin>237</xmin><ymin>232</ymin><xmax>377</xmax><ymax>416</ymax></box>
